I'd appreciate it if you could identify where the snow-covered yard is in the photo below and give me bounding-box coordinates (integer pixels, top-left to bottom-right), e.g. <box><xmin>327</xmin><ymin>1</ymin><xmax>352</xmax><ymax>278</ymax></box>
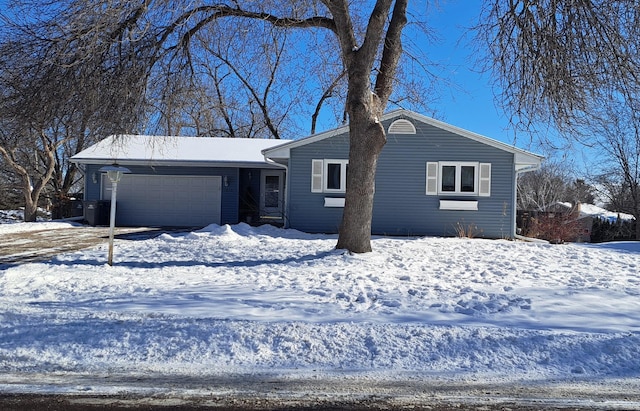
<box><xmin>1</xmin><ymin>221</ymin><xmax>639</xmax><ymax>404</ymax></box>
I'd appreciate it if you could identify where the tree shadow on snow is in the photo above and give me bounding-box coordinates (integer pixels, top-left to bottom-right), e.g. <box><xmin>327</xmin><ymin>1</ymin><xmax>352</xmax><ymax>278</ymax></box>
<box><xmin>47</xmin><ymin>249</ymin><xmax>340</xmax><ymax>269</ymax></box>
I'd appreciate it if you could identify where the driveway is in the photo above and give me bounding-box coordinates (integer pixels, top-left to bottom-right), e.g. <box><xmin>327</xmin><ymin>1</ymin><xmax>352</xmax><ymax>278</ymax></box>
<box><xmin>0</xmin><ymin>226</ymin><xmax>188</xmax><ymax>266</ymax></box>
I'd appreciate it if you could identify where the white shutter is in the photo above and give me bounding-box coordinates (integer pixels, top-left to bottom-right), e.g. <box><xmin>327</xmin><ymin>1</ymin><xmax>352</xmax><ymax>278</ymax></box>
<box><xmin>311</xmin><ymin>159</ymin><xmax>324</xmax><ymax>193</ymax></box>
<box><xmin>426</xmin><ymin>162</ymin><xmax>438</xmax><ymax>195</ymax></box>
<box><xmin>479</xmin><ymin>163</ymin><xmax>491</xmax><ymax>197</ymax></box>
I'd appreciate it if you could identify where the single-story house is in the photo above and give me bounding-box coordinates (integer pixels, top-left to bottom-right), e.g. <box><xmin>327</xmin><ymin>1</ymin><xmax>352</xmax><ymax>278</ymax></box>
<box><xmin>71</xmin><ymin>135</ymin><xmax>291</xmax><ymax>227</ymax></box>
<box><xmin>72</xmin><ymin>109</ymin><xmax>543</xmax><ymax>237</ymax></box>
<box><xmin>263</xmin><ymin>110</ymin><xmax>543</xmax><ymax>238</ymax></box>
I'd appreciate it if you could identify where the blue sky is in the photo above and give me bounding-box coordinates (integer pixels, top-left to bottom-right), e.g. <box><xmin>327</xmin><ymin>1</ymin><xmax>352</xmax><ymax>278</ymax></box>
<box><xmin>421</xmin><ymin>1</ymin><xmax>531</xmax><ymax>148</ymax></box>
<box><xmin>417</xmin><ymin>1</ymin><xmax>594</xmax><ymax>171</ymax></box>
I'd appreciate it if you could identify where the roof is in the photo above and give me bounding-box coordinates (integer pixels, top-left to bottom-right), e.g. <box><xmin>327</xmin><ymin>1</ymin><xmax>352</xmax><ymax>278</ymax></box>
<box><xmin>71</xmin><ymin>135</ymin><xmax>291</xmax><ymax>168</ymax></box>
<box><xmin>263</xmin><ymin>109</ymin><xmax>544</xmax><ymax>169</ymax></box>
<box><xmin>553</xmin><ymin>202</ymin><xmax>635</xmax><ymax>222</ymax></box>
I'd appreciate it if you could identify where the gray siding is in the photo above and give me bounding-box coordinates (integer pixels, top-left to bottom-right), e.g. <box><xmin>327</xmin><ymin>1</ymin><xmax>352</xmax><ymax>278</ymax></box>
<box><xmin>84</xmin><ymin>164</ymin><xmax>241</xmax><ymax>225</ymax></box>
<box><xmin>288</xmin><ymin>115</ymin><xmax>516</xmax><ymax>238</ymax></box>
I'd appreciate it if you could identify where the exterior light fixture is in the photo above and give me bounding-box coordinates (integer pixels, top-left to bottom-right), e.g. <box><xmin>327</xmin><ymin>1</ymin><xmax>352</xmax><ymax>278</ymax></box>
<box><xmin>99</xmin><ymin>164</ymin><xmax>131</xmax><ymax>266</ymax></box>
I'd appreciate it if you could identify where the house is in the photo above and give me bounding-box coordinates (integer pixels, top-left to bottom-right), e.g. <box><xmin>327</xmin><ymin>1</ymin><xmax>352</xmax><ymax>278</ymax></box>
<box><xmin>263</xmin><ymin>109</ymin><xmax>543</xmax><ymax>238</ymax></box>
<box><xmin>522</xmin><ymin>202</ymin><xmax>637</xmax><ymax>243</ymax></box>
<box><xmin>72</xmin><ymin>110</ymin><xmax>543</xmax><ymax>238</ymax></box>
<box><xmin>71</xmin><ymin>135</ymin><xmax>291</xmax><ymax>227</ymax></box>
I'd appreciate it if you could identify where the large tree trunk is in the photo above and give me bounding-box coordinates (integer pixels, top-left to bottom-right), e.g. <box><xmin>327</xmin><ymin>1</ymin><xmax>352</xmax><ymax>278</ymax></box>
<box><xmin>336</xmin><ymin>111</ymin><xmax>386</xmax><ymax>252</ymax></box>
<box><xmin>328</xmin><ymin>0</ymin><xmax>406</xmax><ymax>253</ymax></box>
<box><xmin>23</xmin><ymin>189</ymin><xmax>39</xmax><ymax>222</ymax></box>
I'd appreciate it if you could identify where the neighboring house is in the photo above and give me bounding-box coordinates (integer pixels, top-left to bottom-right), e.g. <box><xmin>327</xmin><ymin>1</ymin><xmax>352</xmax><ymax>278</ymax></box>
<box><xmin>263</xmin><ymin>109</ymin><xmax>543</xmax><ymax>238</ymax></box>
<box><xmin>72</xmin><ymin>110</ymin><xmax>543</xmax><ymax>238</ymax></box>
<box><xmin>71</xmin><ymin>135</ymin><xmax>291</xmax><ymax>227</ymax></box>
<box><xmin>530</xmin><ymin>202</ymin><xmax>636</xmax><ymax>242</ymax></box>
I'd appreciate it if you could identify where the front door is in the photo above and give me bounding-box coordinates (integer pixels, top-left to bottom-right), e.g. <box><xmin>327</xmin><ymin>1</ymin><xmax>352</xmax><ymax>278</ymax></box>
<box><xmin>260</xmin><ymin>170</ymin><xmax>284</xmax><ymax>221</ymax></box>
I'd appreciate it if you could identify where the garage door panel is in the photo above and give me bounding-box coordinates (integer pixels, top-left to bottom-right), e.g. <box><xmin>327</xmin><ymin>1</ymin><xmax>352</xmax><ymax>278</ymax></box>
<box><xmin>102</xmin><ymin>175</ymin><xmax>221</xmax><ymax>227</ymax></box>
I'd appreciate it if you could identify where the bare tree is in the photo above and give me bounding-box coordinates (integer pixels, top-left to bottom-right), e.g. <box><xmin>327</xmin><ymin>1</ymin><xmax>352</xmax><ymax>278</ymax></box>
<box><xmin>517</xmin><ymin>160</ymin><xmax>595</xmax><ymax>210</ymax></box>
<box><xmin>0</xmin><ymin>159</ymin><xmax>22</xmax><ymax>210</ymax></box>
<box><xmin>517</xmin><ymin>162</ymin><xmax>572</xmax><ymax>211</ymax></box>
<box><xmin>589</xmin><ymin>103</ymin><xmax>640</xmax><ymax>239</ymax></box>
<box><xmin>476</xmin><ymin>1</ymin><xmax>640</xmax><ymax>132</ymax></box>
<box><xmin>0</xmin><ymin>0</ymin><xmax>149</xmax><ymax>221</ymax></box>
<box><xmin>477</xmin><ymin>1</ymin><xmax>640</xmax><ymax>238</ymax></box>
<box><xmin>146</xmin><ymin>21</ymin><xmax>300</xmax><ymax>139</ymax></box>
<box><xmin>155</xmin><ymin>0</ymin><xmax>411</xmax><ymax>252</ymax></box>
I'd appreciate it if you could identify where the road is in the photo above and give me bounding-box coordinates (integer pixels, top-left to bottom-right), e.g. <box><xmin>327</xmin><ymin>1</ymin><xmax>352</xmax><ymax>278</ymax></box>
<box><xmin>1</xmin><ymin>373</ymin><xmax>640</xmax><ymax>410</ymax></box>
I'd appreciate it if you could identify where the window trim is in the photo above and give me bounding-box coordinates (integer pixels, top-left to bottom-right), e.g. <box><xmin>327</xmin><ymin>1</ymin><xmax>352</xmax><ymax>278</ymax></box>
<box><xmin>437</xmin><ymin>161</ymin><xmax>479</xmax><ymax>195</ymax></box>
<box><xmin>322</xmin><ymin>159</ymin><xmax>349</xmax><ymax>193</ymax></box>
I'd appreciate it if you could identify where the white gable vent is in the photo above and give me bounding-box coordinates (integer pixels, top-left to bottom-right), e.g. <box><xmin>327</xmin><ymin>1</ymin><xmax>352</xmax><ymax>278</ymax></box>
<box><xmin>388</xmin><ymin>119</ymin><xmax>416</xmax><ymax>134</ymax></box>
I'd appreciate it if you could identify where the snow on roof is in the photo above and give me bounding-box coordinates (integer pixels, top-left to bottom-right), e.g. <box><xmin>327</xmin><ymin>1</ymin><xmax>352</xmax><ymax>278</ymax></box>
<box><xmin>71</xmin><ymin>135</ymin><xmax>290</xmax><ymax>167</ymax></box>
<box><xmin>579</xmin><ymin>203</ymin><xmax>635</xmax><ymax>221</ymax></box>
<box><xmin>554</xmin><ymin>202</ymin><xmax>635</xmax><ymax>221</ymax></box>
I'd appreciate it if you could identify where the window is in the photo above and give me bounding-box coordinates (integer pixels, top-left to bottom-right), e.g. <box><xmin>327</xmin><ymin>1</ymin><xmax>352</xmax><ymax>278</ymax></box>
<box><xmin>326</xmin><ymin>163</ymin><xmax>343</xmax><ymax>190</ymax></box>
<box><xmin>426</xmin><ymin>162</ymin><xmax>491</xmax><ymax>197</ymax></box>
<box><xmin>263</xmin><ymin>175</ymin><xmax>280</xmax><ymax>208</ymax></box>
<box><xmin>439</xmin><ymin>162</ymin><xmax>478</xmax><ymax>194</ymax></box>
<box><xmin>311</xmin><ymin>159</ymin><xmax>349</xmax><ymax>193</ymax></box>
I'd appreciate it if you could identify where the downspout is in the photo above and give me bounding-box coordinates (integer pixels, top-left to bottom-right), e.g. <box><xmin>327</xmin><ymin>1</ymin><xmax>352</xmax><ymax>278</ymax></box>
<box><xmin>513</xmin><ymin>164</ymin><xmax>546</xmax><ymax>242</ymax></box>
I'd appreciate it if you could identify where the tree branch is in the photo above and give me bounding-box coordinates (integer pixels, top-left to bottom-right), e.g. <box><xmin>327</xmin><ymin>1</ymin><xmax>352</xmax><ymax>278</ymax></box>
<box><xmin>374</xmin><ymin>0</ymin><xmax>408</xmax><ymax>108</ymax></box>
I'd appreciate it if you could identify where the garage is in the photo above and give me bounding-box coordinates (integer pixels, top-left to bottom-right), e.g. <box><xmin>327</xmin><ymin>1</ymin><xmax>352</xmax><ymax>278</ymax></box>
<box><xmin>102</xmin><ymin>175</ymin><xmax>222</xmax><ymax>227</ymax></box>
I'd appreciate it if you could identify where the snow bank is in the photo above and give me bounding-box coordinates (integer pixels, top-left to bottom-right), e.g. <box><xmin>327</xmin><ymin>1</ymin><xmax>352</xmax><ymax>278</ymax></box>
<box><xmin>1</xmin><ymin>223</ymin><xmax>639</xmax><ymax>389</ymax></box>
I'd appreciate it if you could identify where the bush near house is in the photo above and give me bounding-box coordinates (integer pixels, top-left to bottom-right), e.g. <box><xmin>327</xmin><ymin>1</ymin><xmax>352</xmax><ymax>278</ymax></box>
<box><xmin>518</xmin><ymin>211</ymin><xmax>586</xmax><ymax>243</ymax></box>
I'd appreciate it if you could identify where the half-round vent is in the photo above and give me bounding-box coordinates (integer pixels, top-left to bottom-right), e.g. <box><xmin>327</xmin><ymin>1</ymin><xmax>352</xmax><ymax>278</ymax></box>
<box><xmin>388</xmin><ymin>119</ymin><xmax>416</xmax><ymax>134</ymax></box>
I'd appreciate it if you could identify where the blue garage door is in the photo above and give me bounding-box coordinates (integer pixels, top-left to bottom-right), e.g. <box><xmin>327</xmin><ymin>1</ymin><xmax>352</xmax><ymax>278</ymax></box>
<box><xmin>102</xmin><ymin>175</ymin><xmax>222</xmax><ymax>227</ymax></box>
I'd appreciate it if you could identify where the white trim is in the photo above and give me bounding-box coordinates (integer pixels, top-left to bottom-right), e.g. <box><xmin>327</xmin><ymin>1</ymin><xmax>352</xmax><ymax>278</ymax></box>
<box><xmin>439</xmin><ymin>200</ymin><xmax>478</xmax><ymax>211</ymax></box>
<box><xmin>324</xmin><ymin>197</ymin><xmax>345</xmax><ymax>207</ymax></box>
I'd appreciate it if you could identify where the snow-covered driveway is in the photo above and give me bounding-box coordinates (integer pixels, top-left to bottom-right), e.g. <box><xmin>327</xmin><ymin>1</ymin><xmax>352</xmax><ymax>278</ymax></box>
<box><xmin>0</xmin><ymin>224</ymin><xmax>187</xmax><ymax>265</ymax></box>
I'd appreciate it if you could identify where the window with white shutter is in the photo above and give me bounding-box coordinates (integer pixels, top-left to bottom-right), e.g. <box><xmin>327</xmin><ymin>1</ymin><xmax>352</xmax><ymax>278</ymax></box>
<box><xmin>425</xmin><ymin>161</ymin><xmax>492</xmax><ymax>197</ymax></box>
<box><xmin>311</xmin><ymin>159</ymin><xmax>348</xmax><ymax>193</ymax></box>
